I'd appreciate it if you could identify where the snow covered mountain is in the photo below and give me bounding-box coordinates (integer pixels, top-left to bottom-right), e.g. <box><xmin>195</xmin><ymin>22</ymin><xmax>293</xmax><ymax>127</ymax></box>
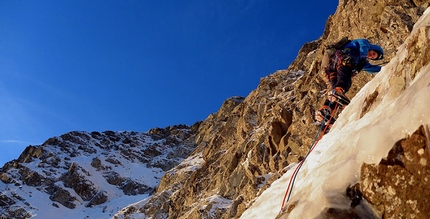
<box><xmin>0</xmin><ymin>125</ymin><xmax>198</xmax><ymax>218</ymax></box>
<box><xmin>2</xmin><ymin>1</ymin><xmax>430</xmax><ymax>219</ymax></box>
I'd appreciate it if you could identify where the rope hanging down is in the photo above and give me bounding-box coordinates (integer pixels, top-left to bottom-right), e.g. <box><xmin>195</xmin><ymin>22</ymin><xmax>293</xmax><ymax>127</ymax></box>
<box><xmin>280</xmin><ymin>99</ymin><xmax>340</xmax><ymax>212</ymax></box>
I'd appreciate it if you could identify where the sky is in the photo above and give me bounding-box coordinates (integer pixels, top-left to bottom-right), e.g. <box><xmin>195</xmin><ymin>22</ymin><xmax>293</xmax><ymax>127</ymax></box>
<box><xmin>0</xmin><ymin>0</ymin><xmax>338</xmax><ymax>166</ymax></box>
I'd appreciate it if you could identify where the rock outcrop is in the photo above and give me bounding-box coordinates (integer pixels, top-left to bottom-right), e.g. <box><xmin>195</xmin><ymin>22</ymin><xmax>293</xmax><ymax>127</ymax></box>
<box><xmin>361</xmin><ymin>125</ymin><xmax>430</xmax><ymax>218</ymax></box>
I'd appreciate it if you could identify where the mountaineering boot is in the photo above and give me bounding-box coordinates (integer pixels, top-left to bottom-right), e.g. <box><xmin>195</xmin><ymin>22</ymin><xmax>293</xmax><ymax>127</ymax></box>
<box><xmin>315</xmin><ymin>105</ymin><xmax>336</xmax><ymax>125</ymax></box>
<box><xmin>328</xmin><ymin>87</ymin><xmax>350</xmax><ymax>106</ymax></box>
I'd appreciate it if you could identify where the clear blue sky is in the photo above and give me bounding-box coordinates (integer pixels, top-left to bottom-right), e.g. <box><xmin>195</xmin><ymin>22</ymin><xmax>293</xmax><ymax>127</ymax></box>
<box><xmin>0</xmin><ymin>1</ymin><xmax>338</xmax><ymax>165</ymax></box>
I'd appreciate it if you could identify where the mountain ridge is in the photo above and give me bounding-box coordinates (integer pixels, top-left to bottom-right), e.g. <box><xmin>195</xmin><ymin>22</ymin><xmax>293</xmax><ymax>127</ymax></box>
<box><xmin>1</xmin><ymin>125</ymin><xmax>198</xmax><ymax>218</ymax></box>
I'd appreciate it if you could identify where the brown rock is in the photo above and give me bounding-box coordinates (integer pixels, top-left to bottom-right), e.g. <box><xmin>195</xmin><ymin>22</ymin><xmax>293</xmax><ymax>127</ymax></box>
<box><xmin>361</xmin><ymin>126</ymin><xmax>430</xmax><ymax>218</ymax></box>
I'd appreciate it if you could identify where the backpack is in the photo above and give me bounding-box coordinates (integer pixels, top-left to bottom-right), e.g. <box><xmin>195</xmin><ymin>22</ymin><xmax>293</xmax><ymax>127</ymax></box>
<box><xmin>326</xmin><ymin>37</ymin><xmax>351</xmax><ymax>50</ymax></box>
<box><xmin>321</xmin><ymin>37</ymin><xmax>352</xmax><ymax>72</ymax></box>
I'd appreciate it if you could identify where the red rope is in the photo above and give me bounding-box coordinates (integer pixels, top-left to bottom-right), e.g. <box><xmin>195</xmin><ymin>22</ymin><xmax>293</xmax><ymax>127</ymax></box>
<box><xmin>280</xmin><ymin>102</ymin><xmax>339</xmax><ymax>211</ymax></box>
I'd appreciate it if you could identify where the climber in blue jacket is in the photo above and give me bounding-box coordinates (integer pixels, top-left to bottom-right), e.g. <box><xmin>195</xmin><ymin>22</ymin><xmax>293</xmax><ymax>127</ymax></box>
<box><xmin>316</xmin><ymin>38</ymin><xmax>384</xmax><ymax>124</ymax></box>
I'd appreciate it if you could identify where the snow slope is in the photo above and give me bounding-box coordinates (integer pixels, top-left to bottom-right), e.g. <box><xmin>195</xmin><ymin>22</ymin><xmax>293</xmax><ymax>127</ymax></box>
<box><xmin>241</xmin><ymin>6</ymin><xmax>430</xmax><ymax>219</ymax></box>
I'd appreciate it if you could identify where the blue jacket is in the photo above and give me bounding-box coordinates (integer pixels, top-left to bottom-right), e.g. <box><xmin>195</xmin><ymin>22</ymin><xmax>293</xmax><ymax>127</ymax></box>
<box><xmin>342</xmin><ymin>39</ymin><xmax>381</xmax><ymax>74</ymax></box>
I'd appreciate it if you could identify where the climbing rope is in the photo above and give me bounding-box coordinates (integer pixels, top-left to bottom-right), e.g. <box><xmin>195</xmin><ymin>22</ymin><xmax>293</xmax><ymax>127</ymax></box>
<box><xmin>280</xmin><ymin>96</ymin><xmax>340</xmax><ymax>212</ymax></box>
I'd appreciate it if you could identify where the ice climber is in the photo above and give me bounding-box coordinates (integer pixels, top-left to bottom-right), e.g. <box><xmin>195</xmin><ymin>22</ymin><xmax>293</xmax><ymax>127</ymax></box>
<box><xmin>315</xmin><ymin>38</ymin><xmax>384</xmax><ymax>125</ymax></box>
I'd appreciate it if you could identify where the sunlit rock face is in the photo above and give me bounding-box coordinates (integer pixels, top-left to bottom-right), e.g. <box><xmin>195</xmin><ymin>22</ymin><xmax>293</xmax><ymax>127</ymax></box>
<box><xmin>361</xmin><ymin>125</ymin><xmax>430</xmax><ymax>218</ymax></box>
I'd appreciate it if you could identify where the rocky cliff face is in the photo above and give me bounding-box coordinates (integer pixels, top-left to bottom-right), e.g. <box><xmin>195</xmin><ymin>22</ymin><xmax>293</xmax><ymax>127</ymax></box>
<box><xmin>1</xmin><ymin>1</ymin><xmax>430</xmax><ymax>219</ymax></box>
<box><xmin>361</xmin><ymin>125</ymin><xmax>430</xmax><ymax>218</ymax></box>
